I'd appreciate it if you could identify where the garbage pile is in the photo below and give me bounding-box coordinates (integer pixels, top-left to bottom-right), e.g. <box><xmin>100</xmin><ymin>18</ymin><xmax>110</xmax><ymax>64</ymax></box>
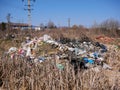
<box><xmin>6</xmin><ymin>34</ymin><xmax>112</xmax><ymax>72</ymax></box>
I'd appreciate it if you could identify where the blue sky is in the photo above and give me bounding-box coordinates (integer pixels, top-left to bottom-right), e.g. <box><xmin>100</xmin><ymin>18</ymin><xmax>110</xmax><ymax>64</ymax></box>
<box><xmin>0</xmin><ymin>0</ymin><xmax>120</xmax><ymax>27</ymax></box>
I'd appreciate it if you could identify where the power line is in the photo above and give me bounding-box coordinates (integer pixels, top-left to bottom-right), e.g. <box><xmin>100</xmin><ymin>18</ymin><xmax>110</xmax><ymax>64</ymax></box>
<box><xmin>22</xmin><ymin>0</ymin><xmax>36</xmax><ymax>29</ymax></box>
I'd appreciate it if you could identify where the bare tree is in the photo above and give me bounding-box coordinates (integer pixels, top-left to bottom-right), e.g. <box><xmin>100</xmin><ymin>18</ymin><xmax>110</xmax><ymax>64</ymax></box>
<box><xmin>100</xmin><ymin>18</ymin><xmax>120</xmax><ymax>30</ymax></box>
<box><xmin>47</xmin><ymin>20</ymin><xmax>56</xmax><ymax>29</ymax></box>
<box><xmin>0</xmin><ymin>22</ymin><xmax>6</xmax><ymax>31</ymax></box>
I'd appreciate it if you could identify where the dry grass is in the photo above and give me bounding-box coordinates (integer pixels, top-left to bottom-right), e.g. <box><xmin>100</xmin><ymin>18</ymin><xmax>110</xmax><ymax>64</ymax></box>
<box><xmin>0</xmin><ymin>29</ymin><xmax>120</xmax><ymax>90</ymax></box>
<box><xmin>0</xmin><ymin>54</ymin><xmax>120</xmax><ymax>90</ymax></box>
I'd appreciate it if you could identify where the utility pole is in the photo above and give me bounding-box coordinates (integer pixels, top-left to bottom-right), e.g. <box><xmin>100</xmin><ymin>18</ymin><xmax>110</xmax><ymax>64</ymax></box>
<box><xmin>22</xmin><ymin>0</ymin><xmax>35</xmax><ymax>29</ymax></box>
<box><xmin>68</xmin><ymin>18</ymin><xmax>70</xmax><ymax>28</ymax></box>
<box><xmin>7</xmin><ymin>13</ymin><xmax>11</xmax><ymax>23</ymax></box>
<box><xmin>6</xmin><ymin>13</ymin><xmax>12</xmax><ymax>31</ymax></box>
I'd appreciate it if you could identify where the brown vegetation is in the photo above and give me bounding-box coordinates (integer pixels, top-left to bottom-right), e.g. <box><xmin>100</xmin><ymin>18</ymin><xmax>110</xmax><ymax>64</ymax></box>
<box><xmin>0</xmin><ymin>28</ymin><xmax>120</xmax><ymax>90</ymax></box>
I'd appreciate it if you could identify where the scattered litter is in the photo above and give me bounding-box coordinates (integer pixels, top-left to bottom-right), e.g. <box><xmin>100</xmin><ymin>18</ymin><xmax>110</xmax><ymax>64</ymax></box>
<box><xmin>102</xmin><ymin>63</ymin><xmax>112</xmax><ymax>70</ymax></box>
<box><xmin>38</xmin><ymin>56</ymin><xmax>46</xmax><ymax>62</ymax></box>
<box><xmin>56</xmin><ymin>64</ymin><xmax>64</xmax><ymax>70</ymax></box>
<box><xmin>6</xmin><ymin>34</ymin><xmax>111</xmax><ymax>72</ymax></box>
<box><xmin>26</xmin><ymin>46</ymin><xmax>32</xmax><ymax>57</ymax></box>
<box><xmin>88</xmin><ymin>59</ymin><xmax>94</xmax><ymax>64</ymax></box>
<box><xmin>8</xmin><ymin>47</ymin><xmax>17</xmax><ymax>54</ymax></box>
<box><xmin>25</xmin><ymin>36</ymin><xmax>31</xmax><ymax>43</ymax></box>
<box><xmin>43</xmin><ymin>34</ymin><xmax>52</xmax><ymax>41</ymax></box>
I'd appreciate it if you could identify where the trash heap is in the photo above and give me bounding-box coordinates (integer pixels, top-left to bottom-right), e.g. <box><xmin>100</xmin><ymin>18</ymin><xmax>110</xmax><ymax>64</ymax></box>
<box><xmin>6</xmin><ymin>34</ymin><xmax>112</xmax><ymax>71</ymax></box>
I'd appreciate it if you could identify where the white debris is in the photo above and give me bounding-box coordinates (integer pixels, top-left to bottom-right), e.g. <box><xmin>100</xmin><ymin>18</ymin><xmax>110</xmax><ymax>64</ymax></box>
<box><xmin>103</xmin><ymin>63</ymin><xmax>112</xmax><ymax>70</ymax></box>
<box><xmin>89</xmin><ymin>53</ymin><xmax>95</xmax><ymax>58</ymax></box>
<box><xmin>67</xmin><ymin>47</ymin><xmax>75</xmax><ymax>52</ymax></box>
<box><xmin>34</xmin><ymin>58</ymin><xmax>38</xmax><ymax>63</ymax></box>
<box><xmin>8</xmin><ymin>47</ymin><xmax>17</xmax><ymax>53</ymax></box>
<box><xmin>43</xmin><ymin>34</ymin><xmax>52</xmax><ymax>41</ymax></box>
<box><xmin>99</xmin><ymin>57</ymin><xmax>104</xmax><ymax>61</ymax></box>
<box><xmin>26</xmin><ymin>46</ymin><xmax>31</xmax><ymax>57</ymax></box>
<box><xmin>78</xmin><ymin>50</ymin><xmax>86</xmax><ymax>55</ymax></box>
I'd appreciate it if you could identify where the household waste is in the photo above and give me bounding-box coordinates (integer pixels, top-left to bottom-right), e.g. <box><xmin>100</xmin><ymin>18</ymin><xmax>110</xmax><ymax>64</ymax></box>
<box><xmin>6</xmin><ymin>34</ymin><xmax>112</xmax><ymax>72</ymax></box>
